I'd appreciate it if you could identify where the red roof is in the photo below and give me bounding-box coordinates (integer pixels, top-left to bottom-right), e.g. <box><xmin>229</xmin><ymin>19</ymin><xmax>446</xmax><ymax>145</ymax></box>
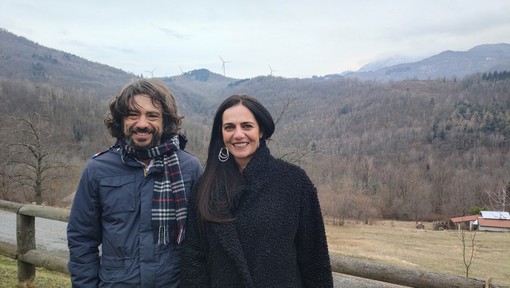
<box><xmin>450</xmin><ymin>215</ymin><xmax>478</xmax><ymax>223</ymax></box>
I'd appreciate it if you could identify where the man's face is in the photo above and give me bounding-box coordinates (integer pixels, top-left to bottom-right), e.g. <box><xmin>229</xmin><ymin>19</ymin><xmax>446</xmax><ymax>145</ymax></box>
<box><xmin>123</xmin><ymin>94</ymin><xmax>163</xmax><ymax>150</ymax></box>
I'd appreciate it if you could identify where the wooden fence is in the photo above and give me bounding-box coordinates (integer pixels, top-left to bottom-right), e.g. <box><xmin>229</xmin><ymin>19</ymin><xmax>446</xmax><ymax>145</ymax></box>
<box><xmin>0</xmin><ymin>199</ymin><xmax>507</xmax><ymax>288</ymax></box>
<box><xmin>0</xmin><ymin>199</ymin><xmax>69</xmax><ymax>286</ymax></box>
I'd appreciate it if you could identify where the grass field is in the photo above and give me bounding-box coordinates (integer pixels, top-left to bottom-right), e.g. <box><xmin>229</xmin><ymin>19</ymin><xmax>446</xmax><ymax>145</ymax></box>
<box><xmin>0</xmin><ymin>256</ymin><xmax>70</xmax><ymax>288</ymax></box>
<box><xmin>1</xmin><ymin>220</ymin><xmax>509</xmax><ymax>287</ymax></box>
<box><xmin>326</xmin><ymin>220</ymin><xmax>510</xmax><ymax>287</ymax></box>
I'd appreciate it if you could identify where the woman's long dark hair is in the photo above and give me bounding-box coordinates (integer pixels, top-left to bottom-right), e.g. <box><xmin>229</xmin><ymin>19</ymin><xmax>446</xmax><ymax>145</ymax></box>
<box><xmin>197</xmin><ymin>95</ymin><xmax>274</xmax><ymax>223</ymax></box>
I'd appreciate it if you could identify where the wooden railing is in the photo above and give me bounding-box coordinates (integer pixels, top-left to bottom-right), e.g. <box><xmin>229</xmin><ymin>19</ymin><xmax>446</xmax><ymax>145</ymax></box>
<box><xmin>0</xmin><ymin>199</ymin><xmax>69</xmax><ymax>285</ymax></box>
<box><xmin>0</xmin><ymin>199</ymin><xmax>507</xmax><ymax>288</ymax></box>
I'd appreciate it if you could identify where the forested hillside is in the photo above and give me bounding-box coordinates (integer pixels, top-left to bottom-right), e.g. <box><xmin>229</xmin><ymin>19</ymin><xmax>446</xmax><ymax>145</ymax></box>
<box><xmin>1</xmin><ymin>73</ymin><xmax>509</xmax><ymax>222</ymax></box>
<box><xmin>0</xmin><ymin>28</ymin><xmax>134</xmax><ymax>98</ymax></box>
<box><xmin>175</xmin><ymin>73</ymin><xmax>510</xmax><ymax>222</ymax></box>
<box><xmin>1</xmin><ymin>28</ymin><xmax>509</xmax><ymax>222</ymax></box>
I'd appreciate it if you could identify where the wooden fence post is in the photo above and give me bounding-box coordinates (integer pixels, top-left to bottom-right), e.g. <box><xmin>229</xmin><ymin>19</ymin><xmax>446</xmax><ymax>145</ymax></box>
<box><xmin>16</xmin><ymin>212</ymin><xmax>36</xmax><ymax>286</ymax></box>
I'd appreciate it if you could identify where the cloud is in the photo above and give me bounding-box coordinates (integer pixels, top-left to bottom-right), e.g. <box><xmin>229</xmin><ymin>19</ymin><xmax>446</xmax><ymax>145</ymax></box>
<box><xmin>0</xmin><ymin>0</ymin><xmax>508</xmax><ymax>78</ymax></box>
<box><xmin>154</xmin><ymin>25</ymin><xmax>189</xmax><ymax>40</ymax></box>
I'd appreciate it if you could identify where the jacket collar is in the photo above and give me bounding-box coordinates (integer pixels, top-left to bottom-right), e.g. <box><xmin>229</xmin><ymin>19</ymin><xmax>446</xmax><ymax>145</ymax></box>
<box><xmin>241</xmin><ymin>145</ymin><xmax>273</xmax><ymax>184</ymax></box>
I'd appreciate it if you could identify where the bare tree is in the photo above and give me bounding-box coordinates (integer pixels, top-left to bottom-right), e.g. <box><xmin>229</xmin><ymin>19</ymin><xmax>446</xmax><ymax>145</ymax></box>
<box><xmin>483</xmin><ymin>181</ymin><xmax>510</xmax><ymax>212</ymax></box>
<box><xmin>2</xmin><ymin>114</ymin><xmax>67</xmax><ymax>204</ymax></box>
<box><xmin>0</xmin><ymin>156</ymin><xmax>9</xmax><ymax>199</ymax></box>
<box><xmin>428</xmin><ymin>157</ymin><xmax>452</xmax><ymax>216</ymax></box>
<box><xmin>459</xmin><ymin>229</ymin><xmax>477</xmax><ymax>277</ymax></box>
<box><xmin>270</xmin><ymin>97</ymin><xmax>324</xmax><ymax>165</ymax></box>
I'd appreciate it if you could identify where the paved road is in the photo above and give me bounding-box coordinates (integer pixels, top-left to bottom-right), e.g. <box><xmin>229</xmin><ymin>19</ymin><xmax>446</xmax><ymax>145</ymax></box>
<box><xmin>0</xmin><ymin>209</ymin><xmax>69</xmax><ymax>258</ymax></box>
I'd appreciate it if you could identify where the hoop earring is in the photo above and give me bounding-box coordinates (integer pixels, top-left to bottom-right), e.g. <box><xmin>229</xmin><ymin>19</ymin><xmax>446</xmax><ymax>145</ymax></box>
<box><xmin>218</xmin><ymin>147</ymin><xmax>229</xmax><ymax>162</ymax></box>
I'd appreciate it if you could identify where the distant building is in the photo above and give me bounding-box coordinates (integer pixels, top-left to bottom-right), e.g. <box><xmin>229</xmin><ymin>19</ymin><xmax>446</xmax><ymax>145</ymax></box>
<box><xmin>450</xmin><ymin>211</ymin><xmax>510</xmax><ymax>232</ymax></box>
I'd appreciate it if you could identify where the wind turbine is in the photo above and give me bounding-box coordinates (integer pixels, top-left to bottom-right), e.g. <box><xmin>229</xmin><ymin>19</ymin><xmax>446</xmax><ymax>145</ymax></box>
<box><xmin>268</xmin><ymin>65</ymin><xmax>277</xmax><ymax>76</ymax></box>
<box><xmin>219</xmin><ymin>56</ymin><xmax>231</xmax><ymax>77</ymax></box>
<box><xmin>144</xmin><ymin>67</ymin><xmax>157</xmax><ymax>78</ymax></box>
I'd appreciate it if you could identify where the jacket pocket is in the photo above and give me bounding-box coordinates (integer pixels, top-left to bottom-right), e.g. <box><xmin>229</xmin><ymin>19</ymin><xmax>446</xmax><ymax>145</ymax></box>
<box><xmin>99</xmin><ymin>175</ymin><xmax>136</xmax><ymax>215</ymax></box>
<box><xmin>99</xmin><ymin>256</ymin><xmax>138</xmax><ymax>283</ymax></box>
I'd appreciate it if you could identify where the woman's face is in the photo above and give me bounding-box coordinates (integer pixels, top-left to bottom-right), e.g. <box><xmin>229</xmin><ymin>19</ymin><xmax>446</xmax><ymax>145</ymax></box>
<box><xmin>221</xmin><ymin>104</ymin><xmax>262</xmax><ymax>171</ymax></box>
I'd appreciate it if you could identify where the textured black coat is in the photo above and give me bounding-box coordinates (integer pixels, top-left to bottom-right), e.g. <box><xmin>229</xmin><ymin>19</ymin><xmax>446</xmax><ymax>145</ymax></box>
<box><xmin>182</xmin><ymin>146</ymin><xmax>333</xmax><ymax>288</ymax></box>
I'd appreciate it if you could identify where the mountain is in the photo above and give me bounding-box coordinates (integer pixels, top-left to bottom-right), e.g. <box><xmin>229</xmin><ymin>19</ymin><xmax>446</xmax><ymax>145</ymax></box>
<box><xmin>357</xmin><ymin>55</ymin><xmax>420</xmax><ymax>73</ymax></box>
<box><xmin>160</xmin><ymin>69</ymin><xmax>238</xmax><ymax>116</ymax></box>
<box><xmin>0</xmin><ymin>28</ymin><xmax>134</xmax><ymax>98</ymax></box>
<box><xmin>346</xmin><ymin>43</ymin><xmax>510</xmax><ymax>81</ymax></box>
<box><xmin>2</xmin><ymin>27</ymin><xmax>510</xmax><ymax>97</ymax></box>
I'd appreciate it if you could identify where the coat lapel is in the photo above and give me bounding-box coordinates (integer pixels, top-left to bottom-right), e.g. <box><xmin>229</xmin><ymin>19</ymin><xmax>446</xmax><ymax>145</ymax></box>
<box><xmin>210</xmin><ymin>218</ymin><xmax>254</xmax><ymax>288</ymax></box>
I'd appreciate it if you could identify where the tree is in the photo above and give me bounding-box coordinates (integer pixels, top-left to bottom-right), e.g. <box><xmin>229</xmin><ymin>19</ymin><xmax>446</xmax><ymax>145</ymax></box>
<box><xmin>459</xmin><ymin>229</ymin><xmax>477</xmax><ymax>278</ymax></box>
<box><xmin>428</xmin><ymin>158</ymin><xmax>452</xmax><ymax>216</ymax></box>
<box><xmin>2</xmin><ymin>114</ymin><xmax>67</xmax><ymax>204</ymax></box>
<box><xmin>482</xmin><ymin>181</ymin><xmax>510</xmax><ymax>212</ymax></box>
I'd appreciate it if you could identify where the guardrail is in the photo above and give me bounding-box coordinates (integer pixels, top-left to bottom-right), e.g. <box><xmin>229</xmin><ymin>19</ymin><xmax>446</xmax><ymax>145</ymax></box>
<box><xmin>0</xmin><ymin>199</ymin><xmax>507</xmax><ymax>288</ymax></box>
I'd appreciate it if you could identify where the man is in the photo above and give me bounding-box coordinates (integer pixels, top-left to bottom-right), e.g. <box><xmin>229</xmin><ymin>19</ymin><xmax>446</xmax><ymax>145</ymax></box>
<box><xmin>67</xmin><ymin>78</ymin><xmax>203</xmax><ymax>287</ymax></box>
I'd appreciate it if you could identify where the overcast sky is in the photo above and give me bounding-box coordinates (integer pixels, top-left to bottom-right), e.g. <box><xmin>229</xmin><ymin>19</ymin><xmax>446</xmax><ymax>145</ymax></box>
<box><xmin>1</xmin><ymin>0</ymin><xmax>509</xmax><ymax>79</ymax></box>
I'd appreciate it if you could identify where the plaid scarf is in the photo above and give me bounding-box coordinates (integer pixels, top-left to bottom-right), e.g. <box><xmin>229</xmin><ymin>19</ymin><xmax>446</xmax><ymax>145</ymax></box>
<box><xmin>121</xmin><ymin>135</ymin><xmax>187</xmax><ymax>245</ymax></box>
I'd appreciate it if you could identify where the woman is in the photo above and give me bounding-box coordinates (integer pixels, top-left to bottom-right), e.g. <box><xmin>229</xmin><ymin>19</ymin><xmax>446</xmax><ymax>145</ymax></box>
<box><xmin>182</xmin><ymin>95</ymin><xmax>333</xmax><ymax>287</ymax></box>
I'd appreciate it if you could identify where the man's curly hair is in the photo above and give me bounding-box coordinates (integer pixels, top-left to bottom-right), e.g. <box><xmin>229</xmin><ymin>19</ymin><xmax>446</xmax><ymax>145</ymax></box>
<box><xmin>104</xmin><ymin>78</ymin><xmax>183</xmax><ymax>140</ymax></box>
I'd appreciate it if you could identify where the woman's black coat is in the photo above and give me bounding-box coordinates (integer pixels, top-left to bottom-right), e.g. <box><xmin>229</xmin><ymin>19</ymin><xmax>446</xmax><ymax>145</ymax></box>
<box><xmin>182</xmin><ymin>146</ymin><xmax>333</xmax><ymax>288</ymax></box>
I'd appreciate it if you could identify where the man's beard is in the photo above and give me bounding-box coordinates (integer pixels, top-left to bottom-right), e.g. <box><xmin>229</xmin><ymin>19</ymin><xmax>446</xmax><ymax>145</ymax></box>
<box><xmin>125</xmin><ymin>128</ymin><xmax>161</xmax><ymax>150</ymax></box>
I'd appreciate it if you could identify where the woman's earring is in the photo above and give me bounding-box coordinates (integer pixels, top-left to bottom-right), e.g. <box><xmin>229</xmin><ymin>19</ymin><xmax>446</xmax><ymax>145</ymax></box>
<box><xmin>218</xmin><ymin>147</ymin><xmax>230</xmax><ymax>162</ymax></box>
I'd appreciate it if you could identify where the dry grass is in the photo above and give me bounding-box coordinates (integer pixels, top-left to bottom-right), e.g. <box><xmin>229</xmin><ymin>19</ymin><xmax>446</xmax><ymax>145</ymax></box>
<box><xmin>326</xmin><ymin>220</ymin><xmax>510</xmax><ymax>287</ymax></box>
<box><xmin>0</xmin><ymin>256</ymin><xmax>70</xmax><ymax>288</ymax></box>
